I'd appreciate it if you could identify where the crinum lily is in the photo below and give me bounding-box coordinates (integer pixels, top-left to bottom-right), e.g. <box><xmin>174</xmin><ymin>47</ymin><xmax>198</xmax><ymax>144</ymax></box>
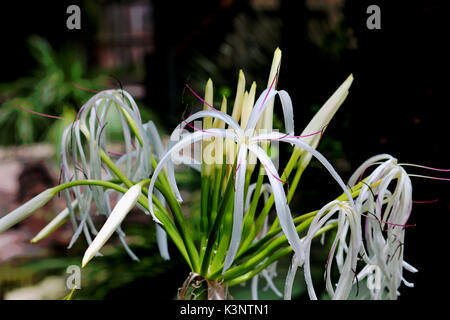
<box><xmin>300</xmin><ymin>200</ymin><xmax>362</xmax><ymax>300</ymax></box>
<box><xmin>346</xmin><ymin>154</ymin><xmax>418</xmax><ymax>299</ymax></box>
<box><xmin>1</xmin><ymin>43</ymin><xmax>447</xmax><ymax>301</ymax></box>
<box><xmin>146</xmin><ymin>53</ymin><xmax>356</xmax><ymax>277</ymax></box>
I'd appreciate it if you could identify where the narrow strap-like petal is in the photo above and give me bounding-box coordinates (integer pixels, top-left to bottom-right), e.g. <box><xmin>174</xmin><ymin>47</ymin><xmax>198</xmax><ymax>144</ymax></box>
<box><xmin>222</xmin><ymin>145</ymin><xmax>248</xmax><ymax>274</ymax></box>
<box><xmin>252</xmin><ymin>132</ymin><xmax>354</xmax><ymax>208</ymax></box>
<box><xmin>247</xmin><ymin>143</ymin><xmax>304</xmax><ymax>263</ymax></box>
<box><xmin>276</xmin><ymin>90</ymin><xmax>295</xmax><ymax>135</ymax></box>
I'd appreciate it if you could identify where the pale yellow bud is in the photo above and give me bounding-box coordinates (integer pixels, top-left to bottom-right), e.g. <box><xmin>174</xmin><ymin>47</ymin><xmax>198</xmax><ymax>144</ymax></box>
<box><xmin>298</xmin><ymin>74</ymin><xmax>354</xmax><ymax>168</ymax></box>
<box><xmin>240</xmin><ymin>81</ymin><xmax>256</xmax><ymax>129</ymax></box>
<box><xmin>259</xmin><ymin>48</ymin><xmax>281</xmax><ymax>132</ymax></box>
<box><xmin>203</xmin><ymin>78</ymin><xmax>214</xmax><ymax>130</ymax></box>
<box><xmin>231</xmin><ymin>70</ymin><xmax>246</xmax><ymax>123</ymax></box>
<box><xmin>213</xmin><ymin>96</ymin><xmax>227</xmax><ymax>129</ymax></box>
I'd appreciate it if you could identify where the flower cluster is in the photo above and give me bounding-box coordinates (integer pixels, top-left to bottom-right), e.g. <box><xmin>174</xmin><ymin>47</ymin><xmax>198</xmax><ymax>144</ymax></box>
<box><xmin>1</xmin><ymin>47</ymin><xmax>443</xmax><ymax>300</ymax></box>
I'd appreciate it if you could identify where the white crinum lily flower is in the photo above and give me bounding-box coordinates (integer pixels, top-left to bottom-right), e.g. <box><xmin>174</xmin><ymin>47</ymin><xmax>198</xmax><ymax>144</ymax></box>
<box><xmin>60</xmin><ymin>89</ymin><xmax>179</xmax><ymax>262</ymax></box>
<box><xmin>145</xmin><ymin>121</ymin><xmax>171</xmax><ymax>260</ymax></box>
<box><xmin>147</xmin><ymin>75</ymin><xmax>355</xmax><ymax>275</ymax></box>
<box><xmin>346</xmin><ymin>154</ymin><xmax>417</xmax><ymax>300</ymax></box>
<box><xmin>245</xmin><ymin>183</ymin><xmax>283</xmax><ymax>299</ymax></box>
<box><xmin>284</xmin><ymin>200</ymin><xmax>361</xmax><ymax>300</ymax></box>
<box><xmin>60</xmin><ymin>89</ymin><xmax>152</xmax><ymax>260</ymax></box>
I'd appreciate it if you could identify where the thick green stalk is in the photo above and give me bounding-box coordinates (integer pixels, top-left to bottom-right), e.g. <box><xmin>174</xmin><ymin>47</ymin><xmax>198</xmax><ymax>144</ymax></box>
<box><xmin>155</xmin><ymin>180</ymin><xmax>200</xmax><ymax>272</ymax></box>
<box><xmin>235</xmin><ymin>210</ymin><xmax>319</xmax><ymax>263</ymax></box>
<box><xmin>200</xmin><ymin>168</ymin><xmax>235</xmax><ymax>276</ymax></box>
<box><xmin>117</xmin><ymin>104</ymin><xmax>143</xmax><ymax>146</ymax></box>
<box><xmin>200</xmin><ymin>175</ymin><xmax>211</xmax><ymax>232</ymax></box>
<box><xmin>210</xmin><ymin>216</ymin><xmax>315</xmax><ymax>281</ymax></box>
<box><xmin>210</xmin><ymin>167</ymin><xmax>223</xmax><ymax>225</ymax></box>
<box><xmin>210</xmin><ymin>206</ymin><xmax>233</xmax><ymax>272</ymax></box>
<box><xmin>99</xmin><ymin>149</ymin><xmax>133</xmax><ymax>187</ymax></box>
<box><xmin>243</xmin><ymin>148</ymin><xmax>303</xmax><ymax>247</ymax></box>
<box><xmin>228</xmin><ymin>221</ymin><xmax>338</xmax><ymax>286</ymax></box>
<box><xmin>241</xmin><ymin>165</ymin><xmax>265</xmax><ymax>244</ymax></box>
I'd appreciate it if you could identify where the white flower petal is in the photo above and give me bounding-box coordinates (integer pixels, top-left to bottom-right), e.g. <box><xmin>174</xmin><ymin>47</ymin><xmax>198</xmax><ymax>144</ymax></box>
<box><xmin>223</xmin><ymin>145</ymin><xmax>248</xmax><ymax>274</ymax></box>
<box><xmin>252</xmin><ymin>132</ymin><xmax>354</xmax><ymax>208</ymax></box>
<box><xmin>245</xmin><ymin>88</ymin><xmax>278</xmax><ymax>132</ymax></box>
<box><xmin>155</xmin><ymin>190</ymin><xmax>170</xmax><ymax>260</ymax></box>
<box><xmin>82</xmin><ymin>183</ymin><xmax>142</xmax><ymax>267</ymax></box>
<box><xmin>284</xmin><ymin>257</ymin><xmax>299</xmax><ymax>300</ymax></box>
<box><xmin>247</xmin><ymin>144</ymin><xmax>304</xmax><ymax>263</ymax></box>
<box><xmin>146</xmin><ymin>121</ymin><xmax>165</xmax><ymax>158</ymax></box>
<box><xmin>276</xmin><ymin>90</ymin><xmax>295</xmax><ymax>135</ymax></box>
<box><xmin>251</xmin><ymin>275</ymin><xmax>259</xmax><ymax>300</ymax></box>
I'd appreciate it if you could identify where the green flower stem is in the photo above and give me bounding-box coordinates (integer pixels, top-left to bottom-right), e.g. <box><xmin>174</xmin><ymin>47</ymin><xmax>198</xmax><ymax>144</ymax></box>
<box><xmin>200</xmin><ymin>175</ymin><xmax>211</xmax><ymax>231</ymax></box>
<box><xmin>210</xmin><ymin>164</ymin><xmax>235</xmax><ymax>271</ymax></box>
<box><xmin>200</xmin><ymin>167</ymin><xmax>235</xmax><ymax>276</ymax></box>
<box><xmin>235</xmin><ymin>210</ymin><xmax>319</xmax><ymax>263</ymax></box>
<box><xmin>80</xmin><ymin>118</ymin><xmax>135</xmax><ymax>189</ymax></box>
<box><xmin>287</xmin><ymin>161</ymin><xmax>307</xmax><ymax>204</ymax></box>
<box><xmin>155</xmin><ymin>180</ymin><xmax>200</xmax><ymax>272</ymax></box>
<box><xmin>99</xmin><ymin>149</ymin><xmax>134</xmax><ymax>188</ymax></box>
<box><xmin>240</xmin><ymin>165</ymin><xmax>265</xmax><ymax>245</ymax></box>
<box><xmin>116</xmin><ymin>101</ymin><xmax>144</xmax><ymax>146</ymax></box>
<box><xmin>52</xmin><ymin>179</ymin><xmax>192</xmax><ymax>269</ymax></box>
<box><xmin>243</xmin><ymin>168</ymin><xmax>252</xmax><ymax>203</ymax></box>
<box><xmin>152</xmin><ymin>154</ymin><xmax>201</xmax><ymax>272</ymax></box>
<box><xmin>210</xmin><ymin>167</ymin><xmax>223</xmax><ymax>226</ymax></box>
<box><xmin>242</xmin><ymin>148</ymin><xmax>303</xmax><ymax>247</ymax></box>
<box><xmin>210</xmin><ymin>206</ymin><xmax>233</xmax><ymax>272</ymax></box>
<box><xmin>210</xmin><ymin>216</ymin><xmax>315</xmax><ymax>281</ymax></box>
<box><xmin>227</xmin><ymin>221</ymin><xmax>338</xmax><ymax>287</ymax></box>
<box><xmin>267</xmin><ymin>177</ymin><xmax>379</xmax><ymax>234</ymax></box>
<box><xmin>199</xmin><ymin>175</ymin><xmax>211</xmax><ymax>256</ymax></box>
<box><xmin>199</xmin><ymin>167</ymin><xmax>224</xmax><ymax>263</ymax></box>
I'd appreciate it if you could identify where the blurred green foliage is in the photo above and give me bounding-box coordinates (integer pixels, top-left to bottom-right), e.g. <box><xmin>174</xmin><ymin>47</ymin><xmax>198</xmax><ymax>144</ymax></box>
<box><xmin>0</xmin><ymin>35</ymin><xmax>110</xmax><ymax>146</ymax></box>
<box><xmin>0</xmin><ymin>36</ymin><xmax>159</xmax><ymax>148</ymax></box>
<box><xmin>11</xmin><ymin>222</ymin><xmax>188</xmax><ymax>300</ymax></box>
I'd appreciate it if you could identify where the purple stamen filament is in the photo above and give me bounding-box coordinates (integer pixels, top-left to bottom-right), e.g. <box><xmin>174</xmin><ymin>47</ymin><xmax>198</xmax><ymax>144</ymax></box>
<box><xmin>234</xmin><ymin>163</ymin><xmax>241</xmax><ymax>174</ymax></box>
<box><xmin>108</xmin><ymin>151</ymin><xmax>125</xmax><ymax>156</ymax></box>
<box><xmin>261</xmin><ymin>160</ymin><xmax>286</xmax><ymax>184</ymax></box>
<box><xmin>363</xmin><ymin>212</ymin><xmax>416</xmax><ymax>229</ymax></box>
<box><xmin>185</xmin><ymin>84</ymin><xmax>218</xmax><ymax>112</ymax></box>
<box><xmin>257</xmin><ymin>129</ymin><xmax>324</xmax><ymax>141</ymax></box>
<box><xmin>258</xmin><ymin>67</ymin><xmax>279</xmax><ymax>113</ymax></box>
<box><xmin>413</xmin><ymin>199</ymin><xmax>439</xmax><ymax>204</ymax></box>
<box><xmin>19</xmin><ymin>105</ymin><xmax>66</xmax><ymax>120</ymax></box>
<box><xmin>399</xmin><ymin>163</ymin><xmax>450</xmax><ymax>172</ymax></box>
<box><xmin>72</xmin><ymin>82</ymin><xmax>100</xmax><ymax>93</ymax></box>
<box><xmin>183</xmin><ymin>120</ymin><xmax>208</xmax><ymax>133</ymax></box>
<box><xmin>409</xmin><ymin>174</ymin><xmax>450</xmax><ymax>181</ymax></box>
<box><xmin>72</xmin><ymin>82</ymin><xmax>119</xmax><ymax>94</ymax></box>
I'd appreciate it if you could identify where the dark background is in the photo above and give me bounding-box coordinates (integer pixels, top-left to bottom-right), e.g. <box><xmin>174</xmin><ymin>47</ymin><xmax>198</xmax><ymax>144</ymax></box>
<box><xmin>0</xmin><ymin>0</ymin><xmax>448</xmax><ymax>301</ymax></box>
